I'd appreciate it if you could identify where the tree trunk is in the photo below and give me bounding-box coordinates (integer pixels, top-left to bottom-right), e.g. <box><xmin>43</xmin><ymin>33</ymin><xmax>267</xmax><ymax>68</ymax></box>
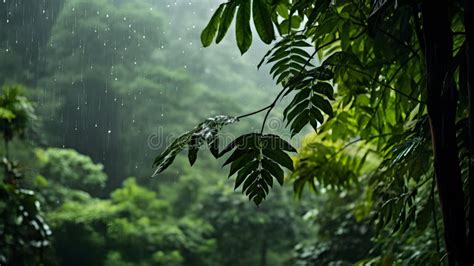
<box><xmin>465</xmin><ymin>0</ymin><xmax>474</xmax><ymax>263</ymax></box>
<box><xmin>421</xmin><ymin>1</ymin><xmax>467</xmax><ymax>265</ymax></box>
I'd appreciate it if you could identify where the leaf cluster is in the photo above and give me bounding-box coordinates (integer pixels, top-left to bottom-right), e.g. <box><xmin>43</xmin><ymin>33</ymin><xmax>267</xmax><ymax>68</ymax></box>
<box><xmin>153</xmin><ymin>115</ymin><xmax>238</xmax><ymax>176</ymax></box>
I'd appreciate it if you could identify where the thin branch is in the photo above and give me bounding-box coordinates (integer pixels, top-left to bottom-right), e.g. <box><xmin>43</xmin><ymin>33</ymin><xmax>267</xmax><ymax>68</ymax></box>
<box><xmin>237</xmin><ymin>105</ymin><xmax>271</xmax><ymax>119</ymax></box>
<box><xmin>260</xmin><ymin>86</ymin><xmax>291</xmax><ymax>134</ymax></box>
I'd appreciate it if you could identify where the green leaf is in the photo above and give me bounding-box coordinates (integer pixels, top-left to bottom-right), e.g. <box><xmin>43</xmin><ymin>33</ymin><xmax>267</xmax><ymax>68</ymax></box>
<box><xmin>220</xmin><ymin>133</ymin><xmax>261</xmax><ymax>156</ymax></box>
<box><xmin>263</xmin><ymin>148</ymin><xmax>294</xmax><ymax>171</ymax></box>
<box><xmin>311</xmin><ymin>94</ymin><xmax>333</xmax><ymax>117</ymax></box>
<box><xmin>284</xmin><ymin>89</ymin><xmax>311</xmax><ymax>117</ymax></box>
<box><xmin>313</xmin><ymin>66</ymin><xmax>334</xmax><ymax>80</ymax></box>
<box><xmin>261</xmin><ymin>170</ymin><xmax>273</xmax><ymax>187</ymax></box>
<box><xmin>188</xmin><ymin>147</ymin><xmax>199</xmax><ymax>166</ymax></box>
<box><xmin>270</xmin><ymin>58</ymin><xmax>291</xmax><ymax>75</ymax></box>
<box><xmin>289</xmin><ymin>15</ymin><xmax>302</xmax><ymax>28</ymax></box>
<box><xmin>309</xmin><ymin>113</ymin><xmax>319</xmax><ymax>131</ymax></box>
<box><xmin>262</xmin><ymin>158</ymin><xmax>284</xmax><ymax>186</ymax></box>
<box><xmin>252</xmin><ymin>0</ymin><xmax>275</xmax><ymax>44</ymax></box>
<box><xmin>291</xmin><ymin>48</ymin><xmax>312</xmax><ymax>59</ymax></box>
<box><xmin>0</xmin><ymin>107</ymin><xmax>15</xmax><ymax>120</ymax></box>
<box><xmin>236</xmin><ymin>0</ymin><xmax>252</xmax><ymax>54</ymax></box>
<box><xmin>268</xmin><ymin>50</ymin><xmax>291</xmax><ymax>64</ymax></box>
<box><xmin>310</xmin><ymin>107</ymin><xmax>324</xmax><ymax>124</ymax></box>
<box><xmin>235</xmin><ymin>165</ymin><xmax>258</xmax><ymax>190</ymax></box>
<box><xmin>153</xmin><ymin>151</ymin><xmax>179</xmax><ymax>176</ymax></box>
<box><xmin>279</xmin><ymin>19</ymin><xmax>290</xmax><ymax>35</ymax></box>
<box><xmin>290</xmin><ymin>109</ymin><xmax>309</xmax><ymax>136</ymax></box>
<box><xmin>286</xmin><ymin>100</ymin><xmax>309</xmax><ymax>125</ymax></box>
<box><xmin>313</xmin><ymin>82</ymin><xmax>334</xmax><ymax>100</ymax></box>
<box><xmin>261</xmin><ymin>134</ymin><xmax>297</xmax><ymax>152</ymax></box>
<box><xmin>223</xmin><ymin>133</ymin><xmax>295</xmax><ymax>205</ymax></box>
<box><xmin>234</xmin><ymin>171</ymin><xmax>247</xmax><ymax>190</ymax></box>
<box><xmin>275</xmin><ymin>4</ymin><xmax>289</xmax><ymax>19</ymax></box>
<box><xmin>201</xmin><ymin>4</ymin><xmax>225</xmax><ymax>47</ymax></box>
<box><xmin>223</xmin><ymin>147</ymin><xmax>249</xmax><ymax>166</ymax></box>
<box><xmin>153</xmin><ymin>132</ymin><xmax>192</xmax><ymax>175</ymax></box>
<box><xmin>228</xmin><ymin>151</ymin><xmax>257</xmax><ymax>177</ymax></box>
<box><xmin>153</xmin><ymin>115</ymin><xmax>238</xmax><ymax>175</ymax></box>
<box><xmin>291</xmin><ymin>54</ymin><xmax>313</xmax><ymax>66</ymax></box>
<box><xmin>216</xmin><ymin>3</ymin><xmax>238</xmax><ymax>43</ymax></box>
<box><xmin>242</xmin><ymin>171</ymin><xmax>259</xmax><ymax>192</ymax></box>
<box><xmin>209</xmin><ymin>137</ymin><xmax>220</xmax><ymax>158</ymax></box>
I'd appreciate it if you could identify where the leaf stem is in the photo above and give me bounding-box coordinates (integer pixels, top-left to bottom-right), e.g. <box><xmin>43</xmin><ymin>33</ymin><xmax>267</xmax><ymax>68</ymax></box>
<box><xmin>237</xmin><ymin>105</ymin><xmax>272</xmax><ymax>119</ymax></box>
<box><xmin>260</xmin><ymin>87</ymin><xmax>290</xmax><ymax>134</ymax></box>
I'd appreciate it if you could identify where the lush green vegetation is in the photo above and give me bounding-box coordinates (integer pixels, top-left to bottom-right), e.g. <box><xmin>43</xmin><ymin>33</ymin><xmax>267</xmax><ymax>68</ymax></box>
<box><xmin>1</xmin><ymin>0</ymin><xmax>472</xmax><ymax>265</ymax></box>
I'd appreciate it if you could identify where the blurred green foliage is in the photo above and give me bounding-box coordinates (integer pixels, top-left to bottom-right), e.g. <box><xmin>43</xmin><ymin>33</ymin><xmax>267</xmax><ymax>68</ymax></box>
<box><xmin>0</xmin><ymin>86</ymin><xmax>51</xmax><ymax>266</ymax></box>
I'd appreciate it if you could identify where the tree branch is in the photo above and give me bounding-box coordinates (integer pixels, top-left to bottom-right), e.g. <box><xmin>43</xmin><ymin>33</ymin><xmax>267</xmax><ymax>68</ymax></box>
<box><xmin>237</xmin><ymin>105</ymin><xmax>271</xmax><ymax>119</ymax></box>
